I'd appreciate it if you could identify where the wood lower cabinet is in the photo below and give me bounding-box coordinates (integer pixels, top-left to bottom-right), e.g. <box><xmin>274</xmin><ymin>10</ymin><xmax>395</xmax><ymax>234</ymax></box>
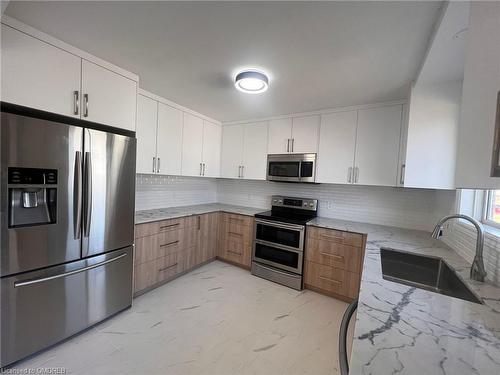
<box><xmin>133</xmin><ymin>213</ymin><xmax>218</xmax><ymax>295</ymax></box>
<box><xmin>217</xmin><ymin>213</ymin><xmax>253</xmax><ymax>268</ymax></box>
<box><xmin>304</xmin><ymin>226</ymin><xmax>366</xmax><ymax>301</ymax></box>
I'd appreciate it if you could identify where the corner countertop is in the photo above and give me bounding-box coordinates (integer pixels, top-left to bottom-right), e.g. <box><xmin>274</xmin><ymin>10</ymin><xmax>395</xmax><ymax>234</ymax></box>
<box><xmin>135</xmin><ymin>203</ymin><xmax>264</xmax><ymax>224</ymax></box>
<box><xmin>307</xmin><ymin>217</ymin><xmax>500</xmax><ymax>375</ymax></box>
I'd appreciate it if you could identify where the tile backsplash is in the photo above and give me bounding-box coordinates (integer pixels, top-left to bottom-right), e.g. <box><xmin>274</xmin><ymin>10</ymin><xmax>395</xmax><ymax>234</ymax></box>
<box><xmin>136</xmin><ymin>174</ymin><xmax>217</xmax><ymax>210</ymax></box>
<box><xmin>217</xmin><ymin>179</ymin><xmax>456</xmax><ymax>232</ymax></box>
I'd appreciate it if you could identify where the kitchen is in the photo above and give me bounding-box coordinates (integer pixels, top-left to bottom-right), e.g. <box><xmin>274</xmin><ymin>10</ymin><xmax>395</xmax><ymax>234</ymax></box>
<box><xmin>1</xmin><ymin>1</ymin><xmax>499</xmax><ymax>374</ymax></box>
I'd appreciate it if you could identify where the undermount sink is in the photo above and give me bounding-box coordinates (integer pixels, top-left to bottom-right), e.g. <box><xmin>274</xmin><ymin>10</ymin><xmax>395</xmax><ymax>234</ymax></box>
<box><xmin>380</xmin><ymin>248</ymin><xmax>483</xmax><ymax>305</ymax></box>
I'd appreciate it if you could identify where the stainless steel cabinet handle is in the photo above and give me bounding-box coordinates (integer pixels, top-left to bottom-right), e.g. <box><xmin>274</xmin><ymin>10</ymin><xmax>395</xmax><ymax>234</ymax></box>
<box><xmin>158</xmin><ymin>263</ymin><xmax>178</xmax><ymax>272</ymax></box>
<box><xmin>347</xmin><ymin>167</ymin><xmax>352</xmax><ymax>183</ymax></box>
<box><xmin>339</xmin><ymin>299</ymin><xmax>358</xmax><ymax>375</ymax></box>
<box><xmin>238</xmin><ymin>165</ymin><xmax>241</xmax><ymax>178</ymax></box>
<box><xmin>83</xmin><ymin>151</ymin><xmax>92</xmax><ymax>237</ymax></box>
<box><xmin>157</xmin><ymin>157</ymin><xmax>161</xmax><ymax>173</ymax></box>
<box><xmin>14</xmin><ymin>253</ymin><xmax>128</xmax><ymax>288</ymax></box>
<box><xmin>286</xmin><ymin>139</ymin><xmax>290</xmax><ymax>152</ymax></box>
<box><xmin>83</xmin><ymin>94</ymin><xmax>89</xmax><ymax>117</ymax></box>
<box><xmin>73</xmin><ymin>151</ymin><xmax>82</xmax><ymax>239</ymax></box>
<box><xmin>153</xmin><ymin>157</ymin><xmax>156</xmax><ymax>173</ymax></box>
<box><xmin>400</xmin><ymin>164</ymin><xmax>406</xmax><ymax>185</ymax></box>
<box><xmin>202</xmin><ymin>163</ymin><xmax>206</xmax><ymax>176</ymax></box>
<box><xmin>199</xmin><ymin>162</ymin><xmax>203</xmax><ymax>176</ymax></box>
<box><xmin>73</xmin><ymin>91</ymin><xmax>79</xmax><ymax>115</ymax></box>
<box><xmin>291</xmin><ymin>138</ymin><xmax>295</xmax><ymax>152</ymax></box>
<box><xmin>241</xmin><ymin>165</ymin><xmax>244</xmax><ymax>178</ymax></box>
<box><xmin>160</xmin><ymin>240</ymin><xmax>179</xmax><ymax>248</ymax></box>
<box><xmin>198</xmin><ymin>215</ymin><xmax>201</xmax><ymax>230</ymax></box>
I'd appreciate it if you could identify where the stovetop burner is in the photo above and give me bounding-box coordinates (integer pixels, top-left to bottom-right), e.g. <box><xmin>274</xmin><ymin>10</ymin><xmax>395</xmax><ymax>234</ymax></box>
<box><xmin>254</xmin><ymin>195</ymin><xmax>318</xmax><ymax>225</ymax></box>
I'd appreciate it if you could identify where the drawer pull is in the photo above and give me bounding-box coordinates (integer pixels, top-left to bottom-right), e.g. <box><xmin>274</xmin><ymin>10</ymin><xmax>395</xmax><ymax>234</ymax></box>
<box><xmin>160</xmin><ymin>223</ymin><xmax>180</xmax><ymax>230</ymax></box>
<box><xmin>158</xmin><ymin>262</ymin><xmax>178</xmax><ymax>272</ymax></box>
<box><xmin>160</xmin><ymin>240</ymin><xmax>179</xmax><ymax>248</ymax></box>
<box><xmin>227</xmin><ymin>249</ymin><xmax>242</xmax><ymax>256</ymax></box>
<box><xmin>319</xmin><ymin>275</ymin><xmax>342</xmax><ymax>285</ymax></box>
<box><xmin>320</xmin><ymin>252</ymin><xmax>344</xmax><ymax>262</ymax></box>
<box><xmin>228</xmin><ymin>231</ymin><xmax>243</xmax><ymax>237</ymax></box>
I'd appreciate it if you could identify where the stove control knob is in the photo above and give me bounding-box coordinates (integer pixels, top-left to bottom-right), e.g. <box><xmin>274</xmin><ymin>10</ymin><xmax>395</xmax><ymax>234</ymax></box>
<box><xmin>303</xmin><ymin>202</ymin><xmax>308</xmax><ymax>207</ymax></box>
<box><xmin>278</xmin><ymin>200</ymin><xmax>283</xmax><ymax>204</ymax></box>
<box><xmin>309</xmin><ymin>202</ymin><xmax>315</xmax><ymax>208</ymax></box>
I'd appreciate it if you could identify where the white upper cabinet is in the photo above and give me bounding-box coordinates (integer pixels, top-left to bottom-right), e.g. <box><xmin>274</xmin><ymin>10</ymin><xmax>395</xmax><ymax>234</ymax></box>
<box><xmin>317</xmin><ymin>111</ymin><xmax>357</xmax><ymax>184</ymax></box>
<box><xmin>242</xmin><ymin>121</ymin><xmax>269</xmax><ymax>180</ymax></box>
<box><xmin>268</xmin><ymin>118</ymin><xmax>292</xmax><ymax>154</ymax></box>
<box><xmin>354</xmin><ymin>105</ymin><xmax>403</xmax><ymax>186</ymax></box>
<box><xmin>455</xmin><ymin>1</ymin><xmax>500</xmax><ymax>189</ymax></box>
<box><xmin>157</xmin><ymin>103</ymin><xmax>183</xmax><ymax>176</ymax></box>
<box><xmin>1</xmin><ymin>20</ymin><xmax>138</xmax><ymax>131</ymax></box>
<box><xmin>81</xmin><ymin>60</ymin><xmax>137</xmax><ymax>131</ymax></box>
<box><xmin>401</xmin><ymin>82</ymin><xmax>462</xmax><ymax>189</ymax></box>
<box><xmin>202</xmin><ymin>120</ymin><xmax>222</xmax><ymax>178</ymax></box>
<box><xmin>181</xmin><ymin>113</ymin><xmax>204</xmax><ymax>177</ymax></box>
<box><xmin>220</xmin><ymin>121</ymin><xmax>268</xmax><ymax>180</ymax></box>
<box><xmin>1</xmin><ymin>24</ymin><xmax>81</xmax><ymax>118</ymax></box>
<box><xmin>291</xmin><ymin>115</ymin><xmax>320</xmax><ymax>153</ymax></box>
<box><xmin>136</xmin><ymin>94</ymin><xmax>158</xmax><ymax>174</ymax></box>
<box><xmin>221</xmin><ymin>125</ymin><xmax>244</xmax><ymax>178</ymax></box>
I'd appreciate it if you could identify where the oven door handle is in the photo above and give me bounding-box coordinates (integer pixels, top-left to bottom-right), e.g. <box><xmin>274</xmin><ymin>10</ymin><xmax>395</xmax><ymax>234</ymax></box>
<box><xmin>254</xmin><ymin>239</ymin><xmax>304</xmax><ymax>253</ymax></box>
<box><xmin>254</xmin><ymin>218</ymin><xmax>305</xmax><ymax>232</ymax></box>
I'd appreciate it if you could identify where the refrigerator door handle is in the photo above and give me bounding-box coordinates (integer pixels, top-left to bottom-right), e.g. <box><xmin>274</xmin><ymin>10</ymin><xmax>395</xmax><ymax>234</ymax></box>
<box><xmin>73</xmin><ymin>151</ymin><xmax>82</xmax><ymax>239</ymax></box>
<box><xmin>83</xmin><ymin>151</ymin><xmax>93</xmax><ymax>239</ymax></box>
<box><xmin>14</xmin><ymin>253</ymin><xmax>128</xmax><ymax>288</ymax></box>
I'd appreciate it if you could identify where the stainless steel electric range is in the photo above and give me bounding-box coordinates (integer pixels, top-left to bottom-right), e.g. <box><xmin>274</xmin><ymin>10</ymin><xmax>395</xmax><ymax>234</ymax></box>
<box><xmin>251</xmin><ymin>195</ymin><xmax>318</xmax><ymax>290</ymax></box>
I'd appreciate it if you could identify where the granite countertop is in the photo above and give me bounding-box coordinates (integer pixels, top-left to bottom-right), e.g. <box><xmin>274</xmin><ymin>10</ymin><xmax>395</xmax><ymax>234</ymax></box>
<box><xmin>135</xmin><ymin>203</ymin><xmax>264</xmax><ymax>224</ymax></box>
<box><xmin>308</xmin><ymin>217</ymin><xmax>500</xmax><ymax>375</ymax></box>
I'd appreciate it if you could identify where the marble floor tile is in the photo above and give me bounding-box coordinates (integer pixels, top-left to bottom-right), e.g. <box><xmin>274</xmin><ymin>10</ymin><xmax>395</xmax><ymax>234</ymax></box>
<box><xmin>11</xmin><ymin>261</ymin><xmax>348</xmax><ymax>375</ymax></box>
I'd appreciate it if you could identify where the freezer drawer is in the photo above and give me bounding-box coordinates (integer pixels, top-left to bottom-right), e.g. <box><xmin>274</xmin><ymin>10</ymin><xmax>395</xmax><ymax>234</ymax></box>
<box><xmin>0</xmin><ymin>246</ymin><xmax>133</xmax><ymax>367</ymax></box>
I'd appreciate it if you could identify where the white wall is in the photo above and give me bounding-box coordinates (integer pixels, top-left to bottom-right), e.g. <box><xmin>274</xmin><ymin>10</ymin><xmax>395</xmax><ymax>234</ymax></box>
<box><xmin>404</xmin><ymin>80</ymin><xmax>462</xmax><ymax>189</ymax></box>
<box><xmin>217</xmin><ymin>179</ymin><xmax>456</xmax><ymax>232</ymax></box>
<box><xmin>136</xmin><ymin>174</ymin><xmax>217</xmax><ymax>211</ymax></box>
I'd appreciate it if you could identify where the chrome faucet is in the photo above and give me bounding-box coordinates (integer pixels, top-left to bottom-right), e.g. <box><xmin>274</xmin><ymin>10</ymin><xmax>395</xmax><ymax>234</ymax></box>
<box><xmin>431</xmin><ymin>214</ymin><xmax>486</xmax><ymax>282</ymax></box>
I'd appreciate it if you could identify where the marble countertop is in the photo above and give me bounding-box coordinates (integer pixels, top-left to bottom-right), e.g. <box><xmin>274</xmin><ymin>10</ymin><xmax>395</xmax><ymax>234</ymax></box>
<box><xmin>308</xmin><ymin>217</ymin><xmax>500</xmax><ymax>374</ymax></box>
<box><xmin>135</xmin><ymin>203</ymin><xmax>264</xmax><ymax>224</ymax></box>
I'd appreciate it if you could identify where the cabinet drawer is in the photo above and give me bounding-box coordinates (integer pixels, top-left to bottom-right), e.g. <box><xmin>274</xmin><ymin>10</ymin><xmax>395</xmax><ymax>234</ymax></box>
<box><xmin>135</xmin><ymin>229</ymin><xmax>184</xmax><ymax>265</ymax></box>
<box><xmin>219</xmin><ymin>238</ymin><xmax>251</xmax><ymax>267</ymax></box>
<box><xmin>157</xmin><ymin>253</ymin><xmax>182</xmax><ymax>281</ymax></box>
<box><xmin>219</xmin><ymin>220</ymin><xmax>253</xmax><ymax>244</ymax></box>
<box><xmin>220</xmin><ymin>213</ymin><xmax>253</xmax><ymax>227</ymax></box>
<box><xmin>308</xmin><ymin>226</ymin><xmax>363</xmax><ymax>247</ymax></box>
<box><xmin>304</xmin><ymin>261</ymin><xmax>360</xmax><ymax>299</ymax></box>
<box><xmin>306</xmin><ymin>238</ymin><xmax>362</xmax><ymax>273</ymax></box>
<box><xmin>135</xmin><ymin>217</ymin><xmax>185</xmax><ymax>238</ymax></box>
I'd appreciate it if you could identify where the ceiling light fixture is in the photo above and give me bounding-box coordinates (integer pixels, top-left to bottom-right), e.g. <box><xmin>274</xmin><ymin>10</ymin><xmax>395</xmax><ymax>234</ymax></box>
<box><xmin>234</xmin><ymin>69</ymin><xmax>269</xmax><ymax>94</ymax></box>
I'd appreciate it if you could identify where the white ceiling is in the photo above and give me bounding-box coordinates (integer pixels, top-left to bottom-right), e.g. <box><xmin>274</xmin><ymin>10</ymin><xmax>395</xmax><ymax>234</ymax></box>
<box><xmin>5</xmin><ymin>1</ymin><xmax>443</xmax><ymax>122</ymax></box>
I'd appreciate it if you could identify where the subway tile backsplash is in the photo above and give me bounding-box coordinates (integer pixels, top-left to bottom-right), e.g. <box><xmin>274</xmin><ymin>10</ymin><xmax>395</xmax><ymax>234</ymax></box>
<box><xmin>136</xmin><ymin>175</ymin><xmax>456</xmax><ymax>232</ymax></box>
<box><xmin>136</xmin><ymin>174</ymin><xmax>217</xmax><ymax>211</ymax></box>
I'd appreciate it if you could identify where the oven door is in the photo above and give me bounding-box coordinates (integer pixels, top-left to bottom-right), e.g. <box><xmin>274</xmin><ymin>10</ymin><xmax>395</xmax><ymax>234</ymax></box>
<box><xmin>255</xmin><ymin>219</ymin><xmax>305</xmax><ymax>251</ymax></box>
<box><xmin>253</xmin><ymin>241</ymin><xmax>304</xmax><ymax>274</ymax></box>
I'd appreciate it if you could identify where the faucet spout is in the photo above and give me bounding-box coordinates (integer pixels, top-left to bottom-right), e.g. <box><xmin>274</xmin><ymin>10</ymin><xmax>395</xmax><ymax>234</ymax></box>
<box><xmin>431</xmin><ymin>214</ymin><xmax>486</xmax><ymax>282</ymax></box>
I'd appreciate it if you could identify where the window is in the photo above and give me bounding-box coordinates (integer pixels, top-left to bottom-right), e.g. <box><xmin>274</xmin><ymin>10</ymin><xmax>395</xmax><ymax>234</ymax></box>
<box><xmin>484</xmin><ymin>190</ymin><xmax>500</xmax><ymax>228</ymax></box>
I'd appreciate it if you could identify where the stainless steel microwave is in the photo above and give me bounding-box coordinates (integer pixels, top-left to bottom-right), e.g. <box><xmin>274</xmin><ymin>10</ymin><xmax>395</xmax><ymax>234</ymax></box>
<box><xmin>266</xmin><ymin>153</ymin><xmax>317</xmax><ymax>183</ymax></box>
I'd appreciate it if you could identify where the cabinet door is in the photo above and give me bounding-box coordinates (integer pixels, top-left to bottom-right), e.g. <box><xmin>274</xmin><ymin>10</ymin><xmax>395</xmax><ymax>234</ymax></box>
<box><xmin>181</xmin><ymin>113</ymin><xmax>204</xmax><ymax>177</ymax></box>
<box><xmin>157</xmin><ymin>103</ymin><xmax>183</xmax><ymax>176</ymax></box>
<box><xmin>220</xmin><ymin>125</ymin><xmax>244</xmax><ymax>178</ymax></box>
<box><xmin>202</xmin><ymin>120</ymin><xmax>222</xmax><ymax>178</ymax></box>
<box><xmin>317</xmin><ymin>111</ymin><xmax>357</xmax><ymax>184</ymax></box>
<box><xmin>242</xmin><ymin>121</ymin><xmax>269</xmax><ymax>180</ymax></box>
<box><xmin>136</xmin><ymin>95</ymin><xmax>158</xmax><ymax>174</ymax></box>
<box><xmin>1</xmin><ymin>24</ymin><xmax>81</xmax><ymax>118</ymax></box>
<box><xmin>355</xmin><ymin>105</ymin><xmax>402</xmax><ymax>186</ymax></box>
<box><xmin>196</xmin><ymin>213</ymin><xmax>218</xmax><ymax>264</ymax></box>
<box><xmin>268</xmin><ymin>118</ymin><xmax>292</xmax><ymax>154</ymax></box>
<box><xmin>81</xmin><ymin>60</ymin><xmax>137</xmax><ymax>131</ymax></box>
<box><xmin>455</xmin><ymin>1</ymin><xmax>500</xmax><ymax>189</ymax></box>
<box><xmin>291</xmin><ymin>115</ymin><xmax>320</xmax><ymax>153</ymax></box>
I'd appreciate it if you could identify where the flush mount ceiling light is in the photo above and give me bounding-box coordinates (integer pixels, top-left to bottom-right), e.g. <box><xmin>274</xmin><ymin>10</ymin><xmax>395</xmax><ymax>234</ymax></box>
<box><xmin>234</xmin><ymin>69</ymin><xmax>269</xmax><ymax>94</ymax></box>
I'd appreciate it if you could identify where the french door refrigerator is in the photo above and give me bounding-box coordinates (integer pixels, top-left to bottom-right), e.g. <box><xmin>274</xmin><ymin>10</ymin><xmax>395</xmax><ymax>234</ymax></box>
<box><xmin>0</xmin><ymin>103</ymin><xmax>136</xmax><ymax>367</ymax></box>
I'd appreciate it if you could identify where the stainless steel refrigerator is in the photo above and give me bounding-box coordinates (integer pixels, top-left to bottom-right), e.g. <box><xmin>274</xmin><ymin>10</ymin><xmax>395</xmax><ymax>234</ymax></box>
<box><xmin>0</xmin><ymin>104</ymin><xmax>136</xmax><ymax>367</ymax></box>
